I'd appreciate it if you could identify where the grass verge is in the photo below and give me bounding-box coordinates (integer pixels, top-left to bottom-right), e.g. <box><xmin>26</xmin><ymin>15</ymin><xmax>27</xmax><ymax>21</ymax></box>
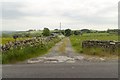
<box><xmin>2</xmin><ymin>38</ymin><xmax>61</xmax><ymax>64</ymax></box>
<box><xmin>58</xmin><ymin>38</ymin><xmax>67</xmax><ymax>53</ymax></box>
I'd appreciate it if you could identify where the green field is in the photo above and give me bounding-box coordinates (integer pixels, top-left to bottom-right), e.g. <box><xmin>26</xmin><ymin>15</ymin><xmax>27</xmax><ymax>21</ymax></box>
<box><xmin>70</xmin><ymin>33</ymin><xmax>119</xmax><ymax>57</ymax></box>
<box><xmin>1</xmin><ymin>30</ymin><xmax>43</xmax><ymax>45</ymax></box>
<box><xmin>1</xmin><ymin>38</ymin><xmax>29</xmax><ymax>45</ymax></box>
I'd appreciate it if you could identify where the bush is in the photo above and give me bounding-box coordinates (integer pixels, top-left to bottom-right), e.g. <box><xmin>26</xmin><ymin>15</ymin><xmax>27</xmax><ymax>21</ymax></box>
<box><xmin>65</xmin><ymin>29</ymin><xmax>72</xmax><ymax>36</ymax></box>
<box><xmin>42</xmin><ymin>28</ymin><xmax>51</xmax><ymax>36</ymax></box>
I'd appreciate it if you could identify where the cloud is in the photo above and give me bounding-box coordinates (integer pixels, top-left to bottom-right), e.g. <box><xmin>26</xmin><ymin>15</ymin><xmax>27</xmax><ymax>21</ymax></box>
<box><xmin>1</xmin><ymin>0</ymin><xmax>119</xmax><ymax>31</ymax></box>
<box><xmin>2</xmin><ymin>2</ymin><xmax>27</xmax><ymax>19</ymax></box>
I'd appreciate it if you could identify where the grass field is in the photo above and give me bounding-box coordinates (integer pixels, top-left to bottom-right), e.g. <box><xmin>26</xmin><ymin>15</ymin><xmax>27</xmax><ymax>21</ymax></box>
<box><xmin>70</xmin><ymin>33</ymin><xmax>119</xmax><ymax>57</ymax></box>
<box><xmin>1</xmin><ymin>37</ymin><xmax>29</xmax><ymax>45</ymax></box>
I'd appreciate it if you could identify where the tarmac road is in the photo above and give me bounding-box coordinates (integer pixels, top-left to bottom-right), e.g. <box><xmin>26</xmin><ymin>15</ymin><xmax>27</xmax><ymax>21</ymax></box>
<box><xmin>2</xmin><ymin>38</ymin><xmax>118</xmax><ymax>78</ymax></box>
<box><xmin>2</xmin><ymin>61</ymin><xmax>118</xmax><ymax>78</ymax></box>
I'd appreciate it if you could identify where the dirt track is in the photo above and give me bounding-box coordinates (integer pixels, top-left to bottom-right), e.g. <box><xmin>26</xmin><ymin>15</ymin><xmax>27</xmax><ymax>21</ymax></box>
<box><xmin>27</xmin><ymin>37</ymin><xmax>117</xmax><ymax>64</ymax></box>
<box><xmin>27</xmin><ymin>37</ymin><xmax>84</xmax><ymax>63</ymax></box>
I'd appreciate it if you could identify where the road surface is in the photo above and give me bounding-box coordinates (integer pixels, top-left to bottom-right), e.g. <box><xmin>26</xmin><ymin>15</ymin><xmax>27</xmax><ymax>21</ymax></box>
<box><xmin>2</xmin><ymin>38</ymin><xmax>118</xmax><ymax>78</ymax></box>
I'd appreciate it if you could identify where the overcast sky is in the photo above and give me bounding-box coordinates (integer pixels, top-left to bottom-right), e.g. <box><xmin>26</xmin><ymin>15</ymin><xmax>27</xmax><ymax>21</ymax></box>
<box><xmin>1</xmin><ymin>0</ymin><xmax>119</xmax><ymax>31</ymax></box>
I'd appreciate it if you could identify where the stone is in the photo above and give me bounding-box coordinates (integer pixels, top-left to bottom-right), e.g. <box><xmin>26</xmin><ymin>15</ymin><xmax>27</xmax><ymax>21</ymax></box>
<box><xmin>44</xmin><ymin>61</ymin><xmax>58</xmax><ymax>63</ymax></box>
<box><xmin>74</xmin><ymin>56</ymin><xmax>84</xmax><ymax>60</ymax></box>
<box><xmin>27</xmin><ymin>59</ymin><xmax>41</xmax><ymax>64</ymax></box>
<box><xmin>66</xmin><ymin>60</ymin><xmax>75</xmax><ymax>63</ymax></box>
<box><xmin>100</xmin><ymin>58</ymin><xmax>105</xmax><ymax>61</ymax></box>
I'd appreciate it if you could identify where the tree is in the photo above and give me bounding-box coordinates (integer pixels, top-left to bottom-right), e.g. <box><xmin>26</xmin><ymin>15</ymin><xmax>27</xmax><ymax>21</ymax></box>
<box><xmin>81</xmin><ymin>29</ymin><xmax>90</xmax><ymax>33</ymax></box>
<box><xmin>74</xmin><ymin>31</ymin><xmax>80</xmax><ymax>35</ymax></box>
<box><xmin>13</xmin><ymin>35</ymin><xmax>19</xmax><ymax>42</ymax></box>
<box><xmin>65</xmin><ymin>29</ymin><xmax>72</xmax><ymax>36</ymax></box>
<box><xmin>42</xmin><ymin>28</ymin><xmax>50</xmax><ymax>36</ymax></box>
<box><xmin>61</xmin><ymin>30</ymin><xmax>65</xmax><ymax>35</ymax></box>
<box><xmin>54</xmin><ymin>29</ymin><xmax>59</xmax><ymax>31</ymax></box>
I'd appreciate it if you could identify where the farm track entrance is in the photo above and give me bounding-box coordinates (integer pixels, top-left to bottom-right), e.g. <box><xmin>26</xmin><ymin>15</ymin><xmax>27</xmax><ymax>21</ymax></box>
<box><xmin>27</xmin><ymin>37</ymin><xmax>84</xmax><ymax>63</ymax></box>
<box><xmin>26</xmin><ymin>37</ymin><xmax>111</xmax><ymax>64</ymax></box>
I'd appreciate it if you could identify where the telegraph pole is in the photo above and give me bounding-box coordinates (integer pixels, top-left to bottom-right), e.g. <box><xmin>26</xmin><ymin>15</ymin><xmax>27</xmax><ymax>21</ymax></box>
<box><xmin>60</xmin><ymin>22</ymin><xmax>61</xmax><ymax>34</ymax></box>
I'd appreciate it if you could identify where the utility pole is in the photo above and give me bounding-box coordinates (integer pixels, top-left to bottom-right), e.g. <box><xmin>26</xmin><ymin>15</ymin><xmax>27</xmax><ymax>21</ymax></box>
<box><xmin>60</xmin><ymin>22</ymin><xmax>61</xmax><ymax>34</ymax></box>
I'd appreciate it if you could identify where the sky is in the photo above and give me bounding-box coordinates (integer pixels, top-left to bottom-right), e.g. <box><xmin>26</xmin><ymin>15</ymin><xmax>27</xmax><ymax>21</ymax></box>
<box><xmin>1</xmin><ymin>0</ymin><xmax>119</xmax><ymax>31</ymax></box>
